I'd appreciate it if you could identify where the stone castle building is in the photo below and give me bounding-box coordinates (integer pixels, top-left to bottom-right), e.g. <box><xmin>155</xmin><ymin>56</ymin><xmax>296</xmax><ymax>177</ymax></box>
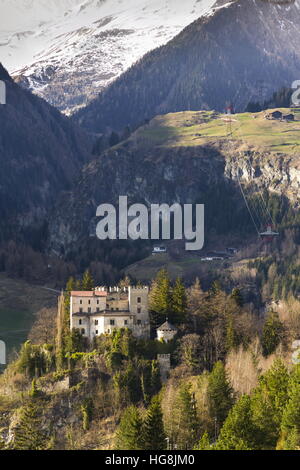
<box><xmin>70</xmin><ymin>286</ymin><xmax>150</xmax><ymax>340</ymax></box>
<box><xmin>157</xmin><ymin>320</ymin><xmax>178</xmax><ymax>343</ymax></box>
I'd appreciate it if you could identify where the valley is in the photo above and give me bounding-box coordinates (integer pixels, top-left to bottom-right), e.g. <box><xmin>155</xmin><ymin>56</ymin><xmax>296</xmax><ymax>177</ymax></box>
<box><xmin>0</xmin><ymin>0</ymin><xmax>300</xmax><ymax>453</ymax></box>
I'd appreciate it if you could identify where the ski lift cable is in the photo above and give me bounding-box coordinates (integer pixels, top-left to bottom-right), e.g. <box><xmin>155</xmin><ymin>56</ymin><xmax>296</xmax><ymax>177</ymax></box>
<box><xmin>225</xmin><ymin>122</ymin><xmax>265</xmax><ymax>234</ymax></box>
<box><xmin>232</xmin><ymin>119</ymin><xmax>277</xmax><ymax>229</ymax></box>
<box><xmin>258</xmin><ymin>190</ymin><xmax>277</xmax><ymax>228</ymax></box>
<box><xmin>225</xmin><ymin>134</ymin><xmax>261</xmax><ymax>234</ymax></box>
<box><xmin>232</xmin><ymin>120</ymin><xmax>273</xmax><ymax>227</ymax></box>
<box><xmin>236</xmin><ymin>171</ymin><xmax>261</xmax><ymax>235</ymax></box>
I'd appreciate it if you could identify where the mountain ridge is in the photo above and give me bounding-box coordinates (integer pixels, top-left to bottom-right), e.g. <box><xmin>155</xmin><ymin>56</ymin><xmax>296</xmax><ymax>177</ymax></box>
<box><xmin>0</xmin><ymin>64</ymin><xmax>92</xmax><ymax>243</ymax></box>
<box><xmin>74</xmin><ymin>0</ymin><xmax>300</xmax><ymax>133</ymax></box>
<box><xmin>0</xmin><ymin>0</ymin><xmax>217</xmax><ymax>114</ymax></box>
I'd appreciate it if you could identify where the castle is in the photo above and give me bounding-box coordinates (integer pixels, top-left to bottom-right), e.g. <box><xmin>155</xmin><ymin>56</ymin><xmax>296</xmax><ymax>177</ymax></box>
<box><xmin>70</xmin><ymin>286</ymin><xmax>150</xmax><ymax>340</ymax></box>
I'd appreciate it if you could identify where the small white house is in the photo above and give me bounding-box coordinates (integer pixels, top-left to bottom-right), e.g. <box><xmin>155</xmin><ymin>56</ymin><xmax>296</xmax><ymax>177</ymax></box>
<box><xmin>152</xmin><ymin>246</ymin><xmax>167</xmax><ymax>254</ymax></box>
<box><xmin>157</xmin><ymin>321</ymin><xmax>178</xmax><ymax>343</ymax></box>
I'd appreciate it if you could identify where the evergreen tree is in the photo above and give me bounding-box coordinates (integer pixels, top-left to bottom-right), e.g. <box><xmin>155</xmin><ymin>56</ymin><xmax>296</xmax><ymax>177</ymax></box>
<box><xmin>251</xmin><ymin>359</ymin><xmax>289</xmax><ymax>449</ymax></box>
<box><xmin>81</xmin><ymin>270</ymin><xmax>94</xmax><ymax>291</ymax></box>
<box><xmin>207</xmin><ymin>361</ymin><xmax>235</xmax><ymax>429</ymax></box>
<box><xmin>261</xmin><ymin>311</ymin><xmax>283</xmax><ymax>357</ymax></box>
<box><xmin>225</xmin><ymin>314</ymin><xmax>239</xmax><ymax>353</ymax></box>
<box><xmin>142</xmin><ymin>395</ymin><xmax>166</xmax><ymax>450</ymax></box>
<box><xmin>194</xmin><ymin>432</ymin><xmax>212</xmax><ymax>450</ymax></box>
<box><xmin>115</xmin><ymin>406</ymin><xmax>143</xmax><ymax>450</ymax></box>
<box><xmin>13</xmin><ymin>400</ymin><xmax>48</xmax><ymax>450</ymax></box>
<box><xmin>149</xmin><ymin>269</ymin><xmax>172</xmax><ymax>328</ymax></box>
<box><xmin>171</xmin><ymin>278</ymin><xmax>188</xmax><ymax>324</ymax></box>
<box><xmin>173</xmin><ymin>383</ymin><xmax>199</xmax><ymax>450</ymax></box>
<box><xmin>215</xmin><ymin>395</ymin><xmax>257</xmax><ymax>450</ymax></box>
<box><xmin>280</xmin><ymin>365</ymin><xmax>300</xmax><ymax>449</ymax></box>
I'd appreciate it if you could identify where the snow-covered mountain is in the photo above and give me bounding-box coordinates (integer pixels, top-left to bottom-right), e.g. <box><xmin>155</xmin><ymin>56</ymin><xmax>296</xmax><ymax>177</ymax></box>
<box><xmin>0</xmin><ymin>0</ymin><xmax>217</xmax><ymax>114</ymax></box>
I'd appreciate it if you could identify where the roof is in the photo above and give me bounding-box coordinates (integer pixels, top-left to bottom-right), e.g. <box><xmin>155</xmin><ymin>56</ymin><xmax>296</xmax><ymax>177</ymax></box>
<box><xmin>71</xmin><ymin>291</ymin><xmax>107</xmax><ymax>297</ymax></box>
<box><xmin>157</xmin><ymin>321</ymin><xmax>178</xmax><ymax>332</ymax></box>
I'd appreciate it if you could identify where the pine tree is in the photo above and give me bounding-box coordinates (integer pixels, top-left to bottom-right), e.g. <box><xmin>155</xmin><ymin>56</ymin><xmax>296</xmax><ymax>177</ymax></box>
<box><xmin>142</xmin><ymin>395</ymin><xmax>166</xmax><ymax>450</ymax></box>
<box><xmin>13</xmin><ymin>400</ymin><xmax>48</xmax><ymax>450</ymax></box>
<box><xmin>251</xmin><ymin>359</ymin><xmax>289</xmax><ymax>449</ymax></box>
<box><xmin>194</xmin><ymin>432</ymin><xmax>212</xmax><ymax>450</ymax></box>
<box><xmin>149</xmin><ymin>269</ymin><xmax>171</xmax><ymax>328</ymax></box>
<box><xmin>81</xmin><ymin>270</ymin><xmax>94</xmax><ymax>291</ymax></box>
<box><xmin>280</xmin><ymin>365</ymin><xmax>300</xmax><ymax>449</ymax></box>
<box><xmin>171</xmin><ymin>278</ymin><xmax>187</xmax><ymax>324</ymax></box>
<box><xmin>215</xmin><ymin>395</ymin><xmax>257</xmax><ymax>450</ymax></box>
<box><xmin>261</xmin><ymin>311</ymin><xmax>283</xmax><ymax>357</ymax></box>
<box><xmin>207</xmin><ymin>361</ymin><xmax>235</xmax><ymax>429</ymax></box>
<box><xmin>173</xmin><ymin>383</ymin><xmax>199</xmax><ymax>450</ymax></box>
<box><xmin>225</xmin><ymin>314</ymin><xmax>239</xmax><ymax>353</ymax></box>
<box><xmin>115</xmin><ymin>406</ymin><xmax>143</xmax><ymax>450</ymax></box>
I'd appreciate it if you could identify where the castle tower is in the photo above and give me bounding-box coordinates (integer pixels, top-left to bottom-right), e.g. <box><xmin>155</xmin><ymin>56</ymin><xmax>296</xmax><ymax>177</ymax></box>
<box><xmin>157</xmin><ymin>320</ymin><xmax>178</xmax><ymax>343</ymax></box>
<box><xmin>128</xmin><ymin>286</ymin><xmax>149</xmax><ymax>324</ymax></box>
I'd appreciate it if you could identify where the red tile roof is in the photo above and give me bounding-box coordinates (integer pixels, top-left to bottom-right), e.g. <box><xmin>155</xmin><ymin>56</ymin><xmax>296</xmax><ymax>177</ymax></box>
<box><xmin>71</xmin><ymin>291</ymin><xmax>107</xmax><ymax>297</ymax></box>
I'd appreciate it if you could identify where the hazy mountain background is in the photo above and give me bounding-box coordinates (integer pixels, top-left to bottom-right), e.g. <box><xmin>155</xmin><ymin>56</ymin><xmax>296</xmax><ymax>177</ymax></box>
<box><xmin>0</xmin><ymin>0</ymin><xmax>217</xmax><ymax>114</ymax></box>
<box><xmin>74</xmin><ymin>0</ymin><xmax>300</xmax><ymax>133</ymax></box>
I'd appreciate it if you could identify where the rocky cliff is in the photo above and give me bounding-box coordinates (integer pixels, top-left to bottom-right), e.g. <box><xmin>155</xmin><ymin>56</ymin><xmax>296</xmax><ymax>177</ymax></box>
<box><xmin>48</xmin><ymin>110</ymin><xmax>300</xmax><ymax>255</ymax></box>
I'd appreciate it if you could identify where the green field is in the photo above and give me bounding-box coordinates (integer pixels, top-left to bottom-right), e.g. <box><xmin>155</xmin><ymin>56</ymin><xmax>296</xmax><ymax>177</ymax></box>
<box><xmin>0</xmin><ymin>275</ymin><xmax>57</xmax><ymax>363</ymax></box>
<box><xmin>135</xmin><ymin>108</ymin><xmax>300</xmax><ymax>155</ymax></box>
<box><xmin>125</xmin><ymin>252</ymin><xmax>228</xmax><ymax>283</ymax></box>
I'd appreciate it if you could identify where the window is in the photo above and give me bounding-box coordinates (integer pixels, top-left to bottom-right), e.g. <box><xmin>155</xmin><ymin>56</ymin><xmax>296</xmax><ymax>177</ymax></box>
<box><xmin>88</xmin><ymin>307</ymin><xmax>91</xmax><ymax>314</ymax></box>
<box><xmin>80</xmin><ymin>300</ymin><xmax>83</xmax><ymax>305</ymax></box>
<box><xmin>137</xmin><ymin>320</ymin><xmax>141</xmax><ymax>325</ymax></box>
<box><xmin>79</xmin><ymin>308</ymin><xmax>83</xmax><ymax>313</ymax></box>
<box><xmin>110</xmin><ymin>319</ymin><xmax>115</xmax><ymax>326</ymax></box>
<box><xmin>116</xmin><ymin>308</ymin><xmax>119</xmax><ymax>311</ymax></box>
<box><xmin>96</xmin><ymin>330</ymin><xmax>99</xmax><ymax>335</ymax></box>
<box><xmin>124</xmin><ymin>320</ymin><xmax>128</xmax><ymax>326</ymax></box>
<box><xmin>137</xmin><ymin>307</ymin><xmax>141</xmax><ymax>314</ymax></box>
<box><xmin>137</xmin><ymin>297</ymin><xmax>141</xmax><ymax>304</ymax></box>
<box><xmin>95</xmin><ymin>320</ymin><xmax>98</xmax><ymax>326</ymax></box>
<box><xmin>97</xmin><ymin>300</ymin><xmax>99</xmax><ymax>305</ymax></box>
<box><xmin>79</xmin><ymin>319</ymin><xmax>82</xmax><ymax>325</ymax></box>
<box><xmin>81</xmin><ymin>329</ymin><xmax>85</xmax><ymax>335</ymax></box>
<box><xmin>96</xmin><ymin>308</ymin><xmax>100</xmax><ymax>313</ymax></box>
<box><xmin>88</xmin><ymin>300</ymin><xmax>91</xmax><ymax>305</ymax></box>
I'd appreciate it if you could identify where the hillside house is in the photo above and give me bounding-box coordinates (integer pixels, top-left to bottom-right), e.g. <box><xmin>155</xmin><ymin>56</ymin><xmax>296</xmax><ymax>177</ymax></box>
<box><xmin>282</xmin><ymin>113</ymin><xmax>295</xmax><ymax>122</ymax></box>
<box><xmin>70</xmin><ymin>286</ymin><xmax>150</xmax><ymax>340</ymax></box>
<box><xmin>266</xmin><ymin>110</ymin><xmax>283</xmax><ymax>120</ymax></box>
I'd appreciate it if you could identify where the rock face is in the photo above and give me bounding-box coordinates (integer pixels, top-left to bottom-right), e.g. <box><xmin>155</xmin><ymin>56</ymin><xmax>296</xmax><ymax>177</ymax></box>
<box><xmin>0</xmin><ymin>64</ymin><xmax>92</xmax><ymax>242</ymax></box>
<box><xmin>75</xmin><ymin>0</ymin><xmax>300</xmax><ymax>133</ymax></box>
<box><xmin>48</xmin><ymin>111</ymin><xmax>300</xmax><ymax>255</ymax></box>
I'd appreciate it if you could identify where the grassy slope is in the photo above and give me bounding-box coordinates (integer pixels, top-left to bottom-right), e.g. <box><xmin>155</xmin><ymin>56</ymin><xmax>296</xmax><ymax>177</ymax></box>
<box><xmin>0</xmin><ymin>274</ymin><xmax>57</xmax><ymax>361</ymax></box>
<box><xmin>136</xmin><ymin>108</ymin><xmax>300</xmax><ymax>155</ymax></box>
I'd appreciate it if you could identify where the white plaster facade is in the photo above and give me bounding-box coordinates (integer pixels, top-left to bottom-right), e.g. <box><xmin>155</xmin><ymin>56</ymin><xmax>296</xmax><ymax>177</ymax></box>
<box><xmin>70</xmin><ymin>286</ymin><xmax>150</xmax><ymax>340</ymax></box>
